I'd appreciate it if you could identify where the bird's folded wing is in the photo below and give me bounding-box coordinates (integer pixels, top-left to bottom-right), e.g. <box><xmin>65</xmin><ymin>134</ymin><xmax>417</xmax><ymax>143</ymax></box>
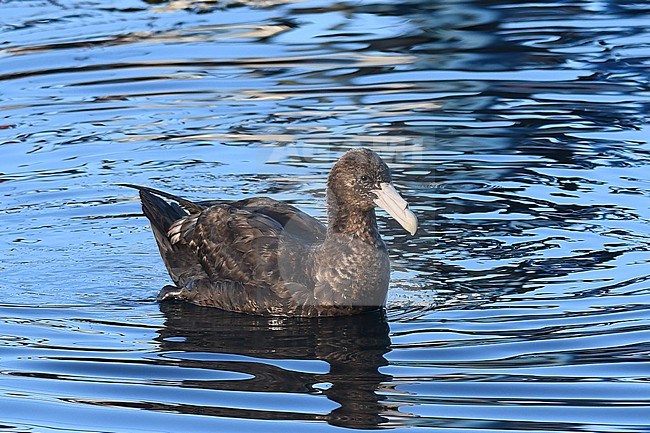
<box><xmin>168</xmin><ymin>205</ymin><xmax>288</xmax><ymax>289</ymax></box>
<box><xmin>230</xmin><ymin>197</ymin><xmax>326</xmax><ymax>244</ymax></box>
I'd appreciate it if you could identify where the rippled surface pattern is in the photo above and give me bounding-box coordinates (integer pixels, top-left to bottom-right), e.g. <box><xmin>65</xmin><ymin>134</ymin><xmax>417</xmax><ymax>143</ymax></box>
<box><xmin>2</xmin><ymin>0</ymin><xmax>650</xmax><ymax>432</ymax></box>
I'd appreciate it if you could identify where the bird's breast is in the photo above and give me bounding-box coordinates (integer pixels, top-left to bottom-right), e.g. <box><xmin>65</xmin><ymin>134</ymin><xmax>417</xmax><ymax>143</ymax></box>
<box><xmin>310</xmin><ymin>235</ymin><xmax>390</xmax><ymax>308</ymax></box>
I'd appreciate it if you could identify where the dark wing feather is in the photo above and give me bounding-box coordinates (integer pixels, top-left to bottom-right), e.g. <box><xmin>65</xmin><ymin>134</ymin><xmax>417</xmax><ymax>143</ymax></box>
<box><xmin>124</xmin><ymin>185</ymin><xmax>321</xmax><ymax>313</ymax></box>
<box><xmin>128</xmin><ymin>187</ymin><xmax>208</xmax><ymax>286</ymax></box>
<box><xmin>169</xmin><ymin>204</ymin><xmax>308</xmax><ymax>291</ymax></box>
<box><xmin>120</xmin><ymin>183</ymin><xmax>205</xmax><ymax>214</ymax></box>
<box><xmin>205</xmin><ymin>197</ymin><xmax>326</xmax><ymax>245</ymax></box>
<box><xmin>123</xmin><ymin>185</ymin><xmax>324</xmax><ymax>245</ymax></box>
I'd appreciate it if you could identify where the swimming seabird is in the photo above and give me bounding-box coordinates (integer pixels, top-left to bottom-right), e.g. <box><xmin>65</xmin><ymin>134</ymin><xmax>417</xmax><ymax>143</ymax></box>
<box><xmin>123</xmin><ymin>148</ymin><xmax>417</xmax><ymax>316</ymax></box>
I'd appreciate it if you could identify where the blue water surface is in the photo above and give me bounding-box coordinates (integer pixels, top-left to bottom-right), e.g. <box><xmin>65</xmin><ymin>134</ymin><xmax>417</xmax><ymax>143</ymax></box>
<box><xmin>1</xmin><ymin>0</ymin><xmax>650</xmax><ymax>432</ymax></box>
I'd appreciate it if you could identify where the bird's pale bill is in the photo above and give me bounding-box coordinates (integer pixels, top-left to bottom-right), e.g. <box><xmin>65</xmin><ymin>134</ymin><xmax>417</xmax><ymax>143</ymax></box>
<box><xmin>372</xmin><ymin>183</ymin><xmax>418</xmax><ymax>235</ymax></box>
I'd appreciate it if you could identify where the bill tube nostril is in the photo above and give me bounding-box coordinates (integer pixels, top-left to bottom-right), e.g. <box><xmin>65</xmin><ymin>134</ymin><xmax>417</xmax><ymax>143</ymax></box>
<box><xmin>372</xmin><ymin>182</ymin><xmax>418</xmax><ymax>235</ymax></box>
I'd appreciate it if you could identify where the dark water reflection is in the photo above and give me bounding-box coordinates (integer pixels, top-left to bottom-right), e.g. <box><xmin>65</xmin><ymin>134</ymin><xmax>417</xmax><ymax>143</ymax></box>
<box><xmin>1</xmin><ymin>0</ymin><xmax>650</xmax><ymax>432</ymax></box>
<box><xmin>157</xmin><ymin>304</ymin><xmax>394</xmax><ymax>429</ymax></box>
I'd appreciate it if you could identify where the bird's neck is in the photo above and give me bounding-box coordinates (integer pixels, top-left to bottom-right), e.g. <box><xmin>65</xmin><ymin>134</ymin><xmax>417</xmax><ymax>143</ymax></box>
<box><xmin>327</xmin><ymin>194</ymin><xmax>381</xmax><ymax>245</ymax></box>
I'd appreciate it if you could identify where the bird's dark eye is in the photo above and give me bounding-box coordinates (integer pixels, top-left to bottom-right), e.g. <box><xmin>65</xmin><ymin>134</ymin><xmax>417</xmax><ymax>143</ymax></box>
<box><xmin>360</xmin><ymin>175</ymin><xmax>369</xmax><ymax>182</ymax></box>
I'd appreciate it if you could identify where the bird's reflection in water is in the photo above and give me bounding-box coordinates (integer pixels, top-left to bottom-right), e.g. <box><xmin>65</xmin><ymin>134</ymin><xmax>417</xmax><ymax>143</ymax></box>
<box><xmin>156</xmin><ymin>302</ymin><xmax>405</xmax><ymax>429</ymax></box>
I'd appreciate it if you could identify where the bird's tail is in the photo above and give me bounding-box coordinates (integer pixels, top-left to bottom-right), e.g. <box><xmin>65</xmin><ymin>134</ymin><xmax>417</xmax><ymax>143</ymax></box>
<box><xmin>120</xmin><ymin>184</ymin><xmax>206</xmax><ymax>285</ymax></box>
<box><xmin>119</xmin><ymin>183</ymin><xmax>204</xmax><ymax>214</ymax></box>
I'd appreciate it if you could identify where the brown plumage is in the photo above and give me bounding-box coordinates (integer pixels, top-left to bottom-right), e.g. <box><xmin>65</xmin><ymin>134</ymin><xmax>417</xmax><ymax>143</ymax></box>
<box><xmin>122</xmin><ymin>148</ymin><xmax>417</xmax><ymax>317</ymax></box>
